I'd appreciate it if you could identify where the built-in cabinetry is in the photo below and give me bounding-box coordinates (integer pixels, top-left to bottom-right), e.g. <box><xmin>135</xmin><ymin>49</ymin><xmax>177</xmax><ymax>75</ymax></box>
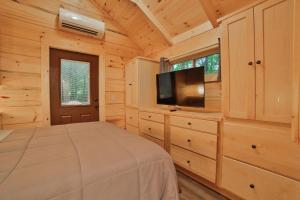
<box><xmin>139</xmin><ymin>111</ymin><xmax>165</xmax><ymax>148</ymax></box>
<box><xmin>125</xmin><ymin>57</ymin><xmax>159</xmax><ymax>134</ymax></box>
<box><xmin>221</xmin><ymin>0</ymin><xmax>293</xmax><ymax>124</ymax></box>
<box><xmin>220</xmin><ymin>0</ymin><xmax>300</xmax><ymax>199</ymax></box>
<box><xmin>169</xmin><ymin>115</ymin><xmax>218</xmax><ymax>183</ymax></box>
<box><xmin>136</xmin><ymin>108</ymin><xmax>222</xmax><ymax>185</ymax></box>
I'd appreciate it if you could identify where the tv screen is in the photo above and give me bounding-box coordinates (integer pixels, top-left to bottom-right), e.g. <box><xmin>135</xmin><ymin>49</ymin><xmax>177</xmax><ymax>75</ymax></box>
<box><xmin>156</xmin><ymin>67</ymin><xmax>205</xmax><ymax>107</ymax></box>
<box><xmin>156</xmin><ymin>72</ymin><xmax>176</xmax><ymax>105</ymax></box>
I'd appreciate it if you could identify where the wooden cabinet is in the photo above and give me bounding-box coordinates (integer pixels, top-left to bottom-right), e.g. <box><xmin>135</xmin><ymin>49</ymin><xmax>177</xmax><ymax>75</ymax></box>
<box><xmin>125</xmin><ymin>57</ymin><xmax>159</xmax><ymax>133</ymax></box>
<box><xmin>221</xmin><ymin>9</ymin><xmax>255</xmax><ymax>120</ymax></box>
<box><xmin>125</xmin><ymin>60</ymin><xmax>138</xmax><ymax>108</ymax></box>
<box><xmin>169</xmin><ymin>115</ymin><xmax>219</xmax><ymax>183</ymax></box>
<box><xmin>170</xmin><ymin>116</ymin><xmax>218</xmax><ymax>134</ymax></box>
<box><xmin>223</xmin><ymin>120</ymin><xmax>300</xmax><ymax>181</ymax></box>
<box><xmin>171</xmin><ymin>145</ymin><xmax>216</xmax><ymax>183</ymax></box>
<box><xmin>221</xmin><ymin>0</ymin><xmax>293</xmax><ymax>124</ymax></box>
<box><xmin>139</xmin><ymin>111</ymin><xmax>165</xmax><ymax>148</ymax></box>
<box><xmin>222</xmin><ymin>157</ymin><xmax>300</xmax><ymax>200</ymax></box>
<box><xmin>170</xmin><ymin>126</ymin><xmax>217</xmax><ymax>159</ymax></box>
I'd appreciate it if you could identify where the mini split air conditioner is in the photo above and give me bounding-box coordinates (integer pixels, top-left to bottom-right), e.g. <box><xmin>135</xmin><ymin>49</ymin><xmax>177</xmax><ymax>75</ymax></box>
<box><xmin>58</xmin><ymin>8</ymin><xmax>105</xmax><ymax>39</ymax></box>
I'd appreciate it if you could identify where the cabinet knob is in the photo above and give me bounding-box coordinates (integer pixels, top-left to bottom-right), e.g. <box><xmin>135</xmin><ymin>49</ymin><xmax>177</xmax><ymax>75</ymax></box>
<box><xmin>187</xmin><ymin>139</ymin><xmax>191</xmax><ymax>143</ymax></box>
<box><xmin>251</xmin><ymin>144</ymin><xmax>256</xmax><ymax>149</ymax></box>
<box><xmin>248</xmin><ymin>61</ymin><xmax>253</xmax><ymax>66</ymax></box>
<box><xmin>256</xmin><ymin>60</ymin><xmax>262</xmax><ymax>64</ymax></box>
<box><xmin>129</xmin><ymin>83</ymin><xmax>132</xmax><ymax>86</ymax></box>
<box><xmin>148</xmin><ymin>127</ymin><xmax>151</xmax><ymax>131</ymax></box>
<box><xmin>187</xmin><ymin>160</ymin><xmax>191</xmax><ymax>164</ymax></box>
<box><xmin>148</xmin><ymin>115</ymin><xmax>151</xmax><ymax>118</ymax></box>
<box><xmin>187</xmin><ymin>122</ymin><xmax>192</xmax><ymax>125</ymax></box>
<box><xmin>249</xmin><ymin>184</ymin><xmax>255</xmax><ymax>189</ymax></box>
<box><xmin>129</xmin><ymin>117</ymin><xmax>133</xmax><ymax>119</ymax></box>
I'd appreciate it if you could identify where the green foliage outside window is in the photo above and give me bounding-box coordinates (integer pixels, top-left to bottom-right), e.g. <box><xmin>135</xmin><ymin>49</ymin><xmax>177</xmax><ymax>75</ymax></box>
<box><xmin>172</xmin><ymin>60</ymin><xmax>193</xmax><ymax>71</ymax></box>
<box><xmin>171</xmin><ymin>53</ymin><xmax>220</xmax><ymax>82</ymax></box>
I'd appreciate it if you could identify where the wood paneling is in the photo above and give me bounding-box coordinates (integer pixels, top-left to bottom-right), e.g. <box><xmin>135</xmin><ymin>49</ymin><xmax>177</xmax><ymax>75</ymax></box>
<box><xmin>93</xmin><ymin>0</ymin><xmax>170</xmax><ymax>55</ymax></box>
<box><xmin>0</xmin><ymin>0</ymin><xmax>142</xmax><ymax>129</ymax></box>
<box><xmin>142</xmin><ymin>0</ymin><xmax>209</xmax><ymax>37</ymax></box>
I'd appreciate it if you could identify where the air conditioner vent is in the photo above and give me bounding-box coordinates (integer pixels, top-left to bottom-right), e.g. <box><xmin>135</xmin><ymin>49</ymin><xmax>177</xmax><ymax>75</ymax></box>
<box><xmin>61</xmin><ymin>22</ymin><xmax>98</xmax><ymax>36</ymax></box>
<box><xmin>59</xmin><ymin>8</ymin><xmax>105</xmax><ymax>39</ymax></box>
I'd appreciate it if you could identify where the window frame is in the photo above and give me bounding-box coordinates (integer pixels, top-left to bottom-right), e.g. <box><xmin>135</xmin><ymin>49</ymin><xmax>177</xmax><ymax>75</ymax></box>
<box><xmin>171</xmin><ymin>52</ymin><xmax>221</xmax><ymax>83</ymax></box>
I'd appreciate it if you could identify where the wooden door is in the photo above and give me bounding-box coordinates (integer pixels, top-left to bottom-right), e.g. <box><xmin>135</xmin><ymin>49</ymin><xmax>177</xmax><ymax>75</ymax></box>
<box><xmin>50</xmin><ymin>48</ymin><xmax>99</xmax><ymax>125</ymax></box>
<box><xmin>221</xmin><ymin>9</ymin><xmax>256</xmax><ymax>119</ymax></box>
<box><xmin>125</xmin><ymin>60</ymin><xmax>138</xmax><ymax>107</ymax></box>
<box><xmin>255</xmin><ymin>0</ymin><xmax>293</xmax><ymax>123</ymax></box>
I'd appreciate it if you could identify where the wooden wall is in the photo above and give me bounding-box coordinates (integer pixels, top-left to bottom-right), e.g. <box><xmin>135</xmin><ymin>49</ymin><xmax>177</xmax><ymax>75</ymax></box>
<box><xmin>149</xmin><ymin>29</ymin><xmax>222</xmax><ymax>112</ymax></box>
<box><xmin>0</xmin><ymin>0</ymin><xmax>142</xmax><ymax>129</ymax></box>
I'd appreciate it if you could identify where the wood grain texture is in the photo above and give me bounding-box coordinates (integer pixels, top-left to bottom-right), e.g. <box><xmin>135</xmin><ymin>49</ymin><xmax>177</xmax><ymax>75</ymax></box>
<box><xmin>0</xmin><ymin>0</ymin><xmax>142</xmax><ymax>129</ymax></box>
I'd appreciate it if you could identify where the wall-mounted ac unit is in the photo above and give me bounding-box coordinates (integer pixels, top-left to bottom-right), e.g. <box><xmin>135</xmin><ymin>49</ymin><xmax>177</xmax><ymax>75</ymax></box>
<box><xmin>58</xmin><ymin>8</ymin><xmax>105</xmax><ymax>39</ymax></box>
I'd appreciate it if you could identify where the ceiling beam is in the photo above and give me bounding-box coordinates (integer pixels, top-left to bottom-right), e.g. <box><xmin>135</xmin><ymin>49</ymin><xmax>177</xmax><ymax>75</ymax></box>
<box><xmin>198</xmin><ymin>0</ymin><xmax>219</xmax><ymax>28</ymax></box>
<box><xmin>130</xmin><ymin>0</ymin><xmax>173</xmax><ymax>45</ymax></box>
<box><xmin>172</xmin><ymin>21</ymin><xmax>213</xmax><ymax>44</ymax></box>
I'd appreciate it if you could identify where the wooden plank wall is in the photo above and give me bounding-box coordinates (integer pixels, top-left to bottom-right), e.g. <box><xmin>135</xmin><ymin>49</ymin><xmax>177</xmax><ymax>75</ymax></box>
<box><xmin>0</xmin><ymin>0</ymin><xmax>142</xmax><ymax>129</ymax></box>
<box><xmin>149</xmin><ymin>29</ymin><xmax>222</xmax><ymax>112</ymax></box>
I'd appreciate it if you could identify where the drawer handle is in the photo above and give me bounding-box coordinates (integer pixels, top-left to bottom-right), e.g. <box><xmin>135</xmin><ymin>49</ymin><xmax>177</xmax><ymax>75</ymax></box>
<box><xmin>187</xmin><ymin>139</ymin><xmax>191</xmax><ymax>143</ymax></box>
<box><xmin>186</xmin><ymin>160</ymin><xmax>191</xmax><ymax>164</ymax></box>
<box><xmin>148</xmin><ymin>115</ymin><xmax>151</xmax><ymax>118</ymax></box>
<box><xmin>249</xmin><ymin>184</ymin><xmax>255</xmax><ymax>189</ymax></box>
<box><xmin>187</xmin><ymin>122</ymin><xmax>192</xmax><ymax>125</ymax></box>
<box><xmin>251</xmin><ymin>144</ymin><xmax>257</xmax><ymax>149</ymax></box>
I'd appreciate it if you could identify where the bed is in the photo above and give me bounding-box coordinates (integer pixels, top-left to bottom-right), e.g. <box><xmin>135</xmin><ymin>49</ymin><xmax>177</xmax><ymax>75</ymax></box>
<box><xmin>0</xmin><ymin>122</ymin><xmax>179</xmax><ymax>200</ymax></box>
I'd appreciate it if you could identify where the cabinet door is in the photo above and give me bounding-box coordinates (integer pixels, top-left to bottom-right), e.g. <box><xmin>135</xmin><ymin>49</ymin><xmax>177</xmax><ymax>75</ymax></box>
<box><xmin>221</xmin><ymin>9</ymin><xmax>255</xmax><ymax>119</ymax></box>
<box><xmin>255</xmin><ymin>0</ymin><xmax>293</xmax><ymax>123</ymax></box>
<box><xmin>125</xmin><ymin>60</ymin><xmax>138</xmax><ymax>107</ymax></box>
<box><xmin>125</xmin><ymin>61</ymin><xmax>132</xmax><ymax>106</ymax></box>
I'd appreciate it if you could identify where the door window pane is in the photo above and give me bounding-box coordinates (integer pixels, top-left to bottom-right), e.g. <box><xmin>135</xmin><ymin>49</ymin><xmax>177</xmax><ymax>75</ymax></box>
<box><xmin>60</xmin><ymin>59</ymin><xmax>90</xmax><ymax>106</ymax></box>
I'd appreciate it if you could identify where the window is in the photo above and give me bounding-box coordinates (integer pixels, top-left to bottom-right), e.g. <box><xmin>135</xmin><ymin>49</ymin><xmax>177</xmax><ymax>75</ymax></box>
<box><xmin>60</xmin><ymin>59</ymin><xmax>90</xmax><ymax>106</ymax></box>
<box><xmin>171</xmin><ymin>53</ymin><xmax>220</xmax><ymax>82</ymax></box>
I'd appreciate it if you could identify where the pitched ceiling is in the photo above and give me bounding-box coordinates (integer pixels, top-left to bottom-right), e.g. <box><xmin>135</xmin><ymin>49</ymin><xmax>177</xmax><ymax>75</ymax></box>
<box><xmin>91</xmin><ymin>0</ymin><xmax>258</xmax><ymax>55</ymax></box>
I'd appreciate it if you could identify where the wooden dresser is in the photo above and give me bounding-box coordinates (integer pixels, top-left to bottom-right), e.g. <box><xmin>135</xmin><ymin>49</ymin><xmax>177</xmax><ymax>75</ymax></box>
<box><xmin>137</xmin><ymin>108</ymin><xmax>223</xmax><ymax>186</ymax></box>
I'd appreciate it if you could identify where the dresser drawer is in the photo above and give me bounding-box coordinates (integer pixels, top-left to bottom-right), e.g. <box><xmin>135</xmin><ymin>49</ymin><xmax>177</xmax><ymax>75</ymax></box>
<box><xmin>140</xmin><ymin>119</ymin><xmax>164</xmax><ymax>140</ymax></box>
<box><xmin>139</xmin><ymin>111</ymin><xmax>164</xmax><ymax>123</ymax></box>
<box><xmin>126</xmin><ymin>124</ymin><xmax>139</xmax><ymax>135</ymax></box>
<box><xmin>170</xmin><ymin>116</ymin><xmax>217</xmax><ymax>134</ymax></box>
<box><xmin>126</xmin><ymin>108</ymin><xmax>139</xmax><ymax>127</ymax></box>
<box><xmin>170</xmin><ymin>126</ymin><xmax>217</xmax><ymax>159</ymax></box>
<box><xmin>143</xmin><ymin>134</ymin><xmax>164</xmax><ymax>148</ymax></box>
<box><xmin>222</xmin><ymin>157</ymin><xmax>300</xmax><ymax>200</ymax></box>
<box><xmin>223</xmin><ymin>121</ymin><xmax>300</xmax><ymax>181</ymax></box>
<box><xmin>171</xmin><ymin>145</ymin><xmax>216</xmax><ymax>182</ymax></box>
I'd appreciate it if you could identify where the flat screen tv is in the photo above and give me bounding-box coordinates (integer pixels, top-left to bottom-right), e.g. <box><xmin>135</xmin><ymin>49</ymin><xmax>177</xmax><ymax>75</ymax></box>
<box><xmin>156</xmin><ymin>67</ymin><xmax>205</xmax><ymax>107</ymax></box>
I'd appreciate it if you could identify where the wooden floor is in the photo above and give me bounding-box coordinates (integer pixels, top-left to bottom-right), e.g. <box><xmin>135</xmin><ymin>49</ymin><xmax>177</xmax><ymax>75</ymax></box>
<box><xmin>178</xmin><ymin>172</ymin><xmax>228</xmax><ymax>200</ymax></box>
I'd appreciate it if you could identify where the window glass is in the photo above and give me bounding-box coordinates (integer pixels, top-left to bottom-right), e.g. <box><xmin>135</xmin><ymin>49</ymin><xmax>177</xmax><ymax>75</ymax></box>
<box><xmin>60</xmin><ymin>59</ymin><xmax>90</xmax><ymax>106</ymax></box>
<box><xmin>172</xmin><ymin>60</ymin><xmax>193</xmax><ymax>71</ymax></box>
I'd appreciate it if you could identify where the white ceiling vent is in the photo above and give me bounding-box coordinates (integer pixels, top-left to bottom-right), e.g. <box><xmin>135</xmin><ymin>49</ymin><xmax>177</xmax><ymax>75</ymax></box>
<box><xmin>59</xmin><ymin>8</ymin><xmax>105</xmax><ymax>39</ymax></box>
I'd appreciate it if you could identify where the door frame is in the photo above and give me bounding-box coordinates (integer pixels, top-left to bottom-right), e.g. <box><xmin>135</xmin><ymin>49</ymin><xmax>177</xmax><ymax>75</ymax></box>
<box><xmin>41</xmin><ymin>34</ymin><xmax>105</xmax><ymax>126</ymax></box>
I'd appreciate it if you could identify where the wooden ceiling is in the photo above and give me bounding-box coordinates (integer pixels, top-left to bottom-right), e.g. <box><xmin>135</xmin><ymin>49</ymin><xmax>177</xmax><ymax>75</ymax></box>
<box><xmin>142</xmin><ymin>0</ymin><xmax>209</xmax><ymax>37</ymax></box>
<box><xmin>91</xmin><ymin>0</ymin><xmax>258</xmax><ymax>55</ymax></box>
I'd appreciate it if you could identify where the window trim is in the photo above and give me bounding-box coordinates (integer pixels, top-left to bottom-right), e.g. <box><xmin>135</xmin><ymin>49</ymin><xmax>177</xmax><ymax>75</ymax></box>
<box><xmin>171</xmin><ymin>51</ymin><xmax>221</xmax><ymax>83</ymax></box>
